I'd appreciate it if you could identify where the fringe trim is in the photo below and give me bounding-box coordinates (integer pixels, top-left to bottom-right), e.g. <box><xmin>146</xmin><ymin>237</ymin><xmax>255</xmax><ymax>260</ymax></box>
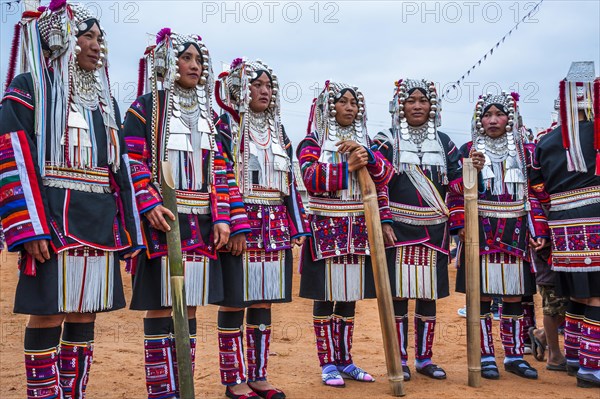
<box><xmin>161</xmin><ymin>254</ymin><xmax>211</xmax><ymax>307</ymax></box>
<box><xmin>394</xmin><ymin>246</ymin><xmax>437</xmax><ymax>299</ymax></box>
<box><xmin>324</xmin><ymin>255</ymin><xmax>365</xmax><ymax>302</ymax></box>
<box><xmin>243</xmin><ymin>251</ymin><xmax>286</xmax><ymax>302</ymax></box>
<box><xmin>481</xmin><ymin>253</ymin><xmax>524</xmax><ymax>295</ymax></box>
<box><xmin>57</xmin><ymin>251</ymin><xmax>114</xmax><ymax>313</ymax></box>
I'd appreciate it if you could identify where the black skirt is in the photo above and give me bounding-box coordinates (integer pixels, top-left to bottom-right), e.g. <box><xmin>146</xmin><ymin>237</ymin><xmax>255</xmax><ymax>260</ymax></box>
<box><xmin>299</xmin><ymin>243</ymin><xmax>376</xmax><ymax>301</ymax></box>
<box><xmin>555</xmin><ymin>271</ymin><xmax>600</xmax><ymax>299</ymax></box>
<box><xmin>214</xmin><ymin>249</ymin><xmax>293</xmax><ymax>308</ymax></box>
<box><xmin>14</xmin><ymin>252</ymin><xmax>125</xmax><ymax>315</ymax></box>
<box><xmin>129</xmin><ymin>253</ymin><xmax>224</xmax><ymax>310</ymax></box>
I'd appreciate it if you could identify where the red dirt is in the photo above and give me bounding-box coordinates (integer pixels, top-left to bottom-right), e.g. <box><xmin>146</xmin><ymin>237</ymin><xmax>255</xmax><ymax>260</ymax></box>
<box><xmin>1</xmin><ymin>250</ymin><xmax>597</xmax><ymax>398</ymax></box>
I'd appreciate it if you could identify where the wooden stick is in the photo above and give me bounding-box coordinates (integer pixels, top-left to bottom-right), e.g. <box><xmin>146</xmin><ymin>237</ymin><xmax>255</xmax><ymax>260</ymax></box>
<box><xmin>357</xmin><ymin>168</ymin><xmax>405</xmax><ymax>397</ymax></box>
<box><xmin>463</xmin><ymin>158</ymin><xmax>481</xmax><ymax>388</ymax></box>
<box><xmin>161</xmin><ymin>161</ymin><xmax>195</xmax><ymax>398</ymax></box>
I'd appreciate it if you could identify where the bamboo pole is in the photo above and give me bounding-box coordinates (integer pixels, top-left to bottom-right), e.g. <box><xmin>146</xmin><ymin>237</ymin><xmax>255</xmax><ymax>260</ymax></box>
<box><xmin>357</xmin><ymin>168</ymin><xmax>405</xmax><ymax>397</ymax></box>
<box><xmin>463</xmin><ymin>158</ymin><xmax>481</xmax><ymax>388</ymax></box>
<box><xmin>161</xmin><ymin>161</ymin><xmax>195</xmax><ymax>398</ymax></box>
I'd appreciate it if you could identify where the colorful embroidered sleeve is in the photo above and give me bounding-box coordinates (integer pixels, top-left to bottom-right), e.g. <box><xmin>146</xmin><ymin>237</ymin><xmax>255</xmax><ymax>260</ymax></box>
<box><xmin>123</xmin><ymin>96</ymin><xmax>163</xmax><ymax>214</ymax></box>
<box><xmin>210</xmin><ymin>140</ymin><xmax>231</xmax><ymax>225</ymax></box>
<box><xmin>524</xmin><ymin>143</ymin><xmax>549</xmax><ymax>238</ymax></box>
<box><xmin>0</xmin><ymin>75</ymin><xmax>51</xmax><ymax>251</ymax></box>
<box><xmin>216</xmin><ymin>114</ymin><xmax>250</xmax><ymax>236</ymax></box>
<box><xmin>282</xmin><ymin>129</ymin><xmax>310</xmax><ymax>238</ymax></box>
<box><xmin>110</xmin><ymin>101</ymin><xmax>144</xmax><ymax>250</ymax></box>
<box><xmin>296</xmin><ymin>132</ymin><xmax>349</xmax><ymax>194</ymax></box>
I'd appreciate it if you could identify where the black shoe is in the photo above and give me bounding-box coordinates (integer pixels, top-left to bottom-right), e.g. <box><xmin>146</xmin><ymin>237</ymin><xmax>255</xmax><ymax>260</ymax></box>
<box><xmin>402</xmin><ymin>365</ymin><xmax>411</xmax><ymax>381</ymax></box>
<box><xmin>567</xmin><ymin>363</ymin><xmax>580</xmax><ymax>376</ymax></box>
<box><xmin>504</xmin><ymin>359</ymin><xmax>538</xmax><ymax>379</ymax></box>
<box><xmin>416</xmin><ymin>364</ymin><xmax>446</xmax><ymax>380</ymax></box>
<box><xmin>225</xmin><ymin>386</ymin><xmax>261</xmax><ymax>399</ymax></box>
<box><xmin>247</xmin><ymin>383</ymin><xmax>286</xmax><ymax>399</ymax></box>
<box><xmin>481</xmin><ymin>361</ymin><xmax>500</xmax><ymax>380</ymax></box>
<box><xmin>577</xmin><ymin>377</ymin><xmax>600</xmax><ymax>388</ymax></box>
<box><xmin>576</xmin><ymin>371</ymin><xmax>600</xmax><ymax>388</ymax></box>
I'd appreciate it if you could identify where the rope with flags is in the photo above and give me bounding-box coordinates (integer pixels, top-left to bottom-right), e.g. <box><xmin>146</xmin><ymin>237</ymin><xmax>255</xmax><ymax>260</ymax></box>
<box><xmin>442</xmin><ymin>0</ymin><xmax>544</xmax><ymax>100</ymax></box>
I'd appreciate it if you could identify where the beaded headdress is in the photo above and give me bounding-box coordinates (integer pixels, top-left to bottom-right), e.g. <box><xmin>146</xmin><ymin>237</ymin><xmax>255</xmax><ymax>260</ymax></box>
<box><xmin>472</xmin><ymin>91</ymin><xmax>528</xmax><ymax>200</ymax></box>
<box><xmin>308</xmin><ymin>80</ymin><xmax>367</xmax><ymax>146</ymax></box>
<box><xmin>557</xmin><ymin>61</ymin><xmax>599</xmax><ymax>175</ymax></box>
<box><xmin>3</xmin><ymin>0</ymin><xmax>117</xmax><ymax>175</ymax></box>
<box><xmin>390</xmin><ymin>79</ymin><xmax>441</xmax><ymax>132</ymax></box>
<box><xmin>137</xmin><ymin>28</ymin><xmax>217</xmax><ymax>183</ymax></box>
<box><xmin>215</xmin><ymin>58</ymin><xmax>289</xmax><ymax>196</ymax></box>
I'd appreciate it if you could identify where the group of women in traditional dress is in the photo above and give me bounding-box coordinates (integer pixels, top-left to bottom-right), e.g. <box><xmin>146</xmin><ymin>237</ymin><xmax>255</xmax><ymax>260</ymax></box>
<box><xmin>2</xmin><ymin>2</ymin><xmax>599</xmax><ymax>399</ymax></box>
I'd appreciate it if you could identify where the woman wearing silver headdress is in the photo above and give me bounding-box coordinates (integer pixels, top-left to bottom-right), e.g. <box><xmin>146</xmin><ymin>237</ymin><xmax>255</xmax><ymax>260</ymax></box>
<box><xmin>297</xmin><ymin>81</ymin><xmax>393</xmax><ymax>387</ymax></box>
<box><xmin>214</xmin><ymin>58</ymin><xmax>310</xmax><ymax>399</ymax></box>
<box><xmin>123</xmin><ymin>29</ymin><xmax>247</xmax><ymax>398</ymax></box>
<box><xmin>450</xmin><ymin>91</ymin><xmax>548</xmax><ymax>380</ymax></box>
<box><xmin>0</xmin><ymin>1</ymin><xmax>143</xmax><ymax>397</ymax></box>
<box><xmin>530</xmin><ymin>61</ymin><xmax>600</xmax><ymax>388</ymax></box>
<box><xmin>374</xmin><ymin>79</ymin><xmax>469</xmax><ymax>381</ymax></box>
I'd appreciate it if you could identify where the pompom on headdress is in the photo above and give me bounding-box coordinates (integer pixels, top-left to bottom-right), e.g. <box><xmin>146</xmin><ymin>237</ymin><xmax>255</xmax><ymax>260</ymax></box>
<box><xmin>556</xmin><ymin>61</ymin><xmax>599</xmax><ymax>175</ymax></box>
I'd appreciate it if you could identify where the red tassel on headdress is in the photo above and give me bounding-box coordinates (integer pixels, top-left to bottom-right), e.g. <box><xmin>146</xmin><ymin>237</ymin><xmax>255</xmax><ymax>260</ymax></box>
<box><xmin>594</xmin><ymin>78</ymin><xmax>600</xmax><ymax>175</ymax></box>
<box><xmin>137</xmin><ymin>57</ymin><xmax>146</xmax><ymax>97</ymax></box>
<box><xmin>559</xmin><ymin>80</ymin><xmax>570</xmax><ymax>151</ymax></box>
<box><xmin>214</xmin><ymin>78</ymin><xmax>240</xmax><ymax>124</ymax></box>
<box><xmin>4</xmin><ymin>23</ymin><xmax>21</xmax><ymax>92</ymax></box>
<box><xmin>307</xmin><ymin>98</ymin><xmax>317</xmax><ymax>134</ymax></box>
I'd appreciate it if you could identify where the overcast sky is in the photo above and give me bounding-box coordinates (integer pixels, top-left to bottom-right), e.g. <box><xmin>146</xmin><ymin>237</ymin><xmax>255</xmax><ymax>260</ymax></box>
<box><xmin>1</xmin><ymin>0</ymin><xmax>599</xmax><ymax>146</ymax></box>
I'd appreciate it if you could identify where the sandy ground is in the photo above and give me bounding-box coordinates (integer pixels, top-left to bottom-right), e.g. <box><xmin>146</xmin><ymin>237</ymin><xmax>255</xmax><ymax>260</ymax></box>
<box><xmin>1</xmin><ymin>249</ymin><xmax>598</xmax><ymax>399</ymax></box>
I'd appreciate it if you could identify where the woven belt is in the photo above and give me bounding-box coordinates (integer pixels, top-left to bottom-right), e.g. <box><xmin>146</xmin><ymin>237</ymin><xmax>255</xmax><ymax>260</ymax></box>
<box><xmin>308</xmin><ymin>197</ymin><xmax>364</xmax><ymax>217</ymax></box>
<box><xmin>42</xmin><ymin>165</ymin><xmax>111</xmax><ymax>193</ymax></box>
<box><xmin>243</xmin><ymin>187</ymin><xmax>284</xmax><ymax>205</ymax></box>
<box><xmin>175</xmin><ymin>190</ymin><xmax>210</xmax><ymax>214</ymax></box>
<box><xmin>477</xmin><ymin>200</ymin><xmax>527</xmax><ymax>218</ymax></box>
<box><xmin>549</xmin><ymin>186</ymin><xmax>600</xmax><ymax>212</ymax></box>
<box><xmin>390</xmin><ymin>201</ymin><xmax>447</xmax><ymax>225</ymax></box>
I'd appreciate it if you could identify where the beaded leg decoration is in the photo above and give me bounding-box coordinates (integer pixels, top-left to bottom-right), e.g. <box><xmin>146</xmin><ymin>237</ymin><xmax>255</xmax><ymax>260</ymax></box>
<box><xmin>501</xmin><ymin>305</ymin><xmax>537</xmax><ymax>379</ymax></box>
<box><xmin>313</xmin><ymin>316</ymin><xmax>343</xmax><ymax>387</ymax></box>
<box><xmin>577</xmin><ymin>306</ymin><xmax>600</xmax><ymax>388</ymax></box>
<box><xmin>144</xmin><ymin>334</ymin><xmax>177</xmax><ymax>398</ymax></box>
<box><xmin>415</xmin><ymin>314</ymin><xmax>446</xmax><ymax>379</ymax></box>
<box><xmin>395</xmin><ymin>314</ymin><xmax>410</xmax><ymax>380</ymax></box>
<box><xmin>25</xmin><ymin>348</ymin><xmax>62</xmax><ymax>399</ymax></box>
<box><xmin>565</xmin><ymin>310</ymin><xmax>585</xmax><ymax>374</ymax></box>
<box><xmin>246</xmin><ymin>323</ymin><xmax>271</xmax><ymax>382</ymax></box>
<box><xmin>59</xmin><ymin>341</ymin><xmax>93</xmax><ymax>399</ymax></box>
<box><xmin>171</xmin><ymin>319</ymin><xmax>197</xmax><ymax>398</ymax></box>
<box><xmin>521</xmin><ymin>297</ymin><xmax>536</xmax><ymax>353</ymax></box>
<box><xmin>333</xmin><ymin>315</ymin><xmax>374</xmax><ymax>382</ymax></box>
<box><xmin>480</xmin><ymin>313</ymin><xmax>499</xmax><ymax>379</ymax></box>
<box><xmin>219</xmin><ymin>328</ymin><xmax>247</xmax><ymax>386</ymax></box>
